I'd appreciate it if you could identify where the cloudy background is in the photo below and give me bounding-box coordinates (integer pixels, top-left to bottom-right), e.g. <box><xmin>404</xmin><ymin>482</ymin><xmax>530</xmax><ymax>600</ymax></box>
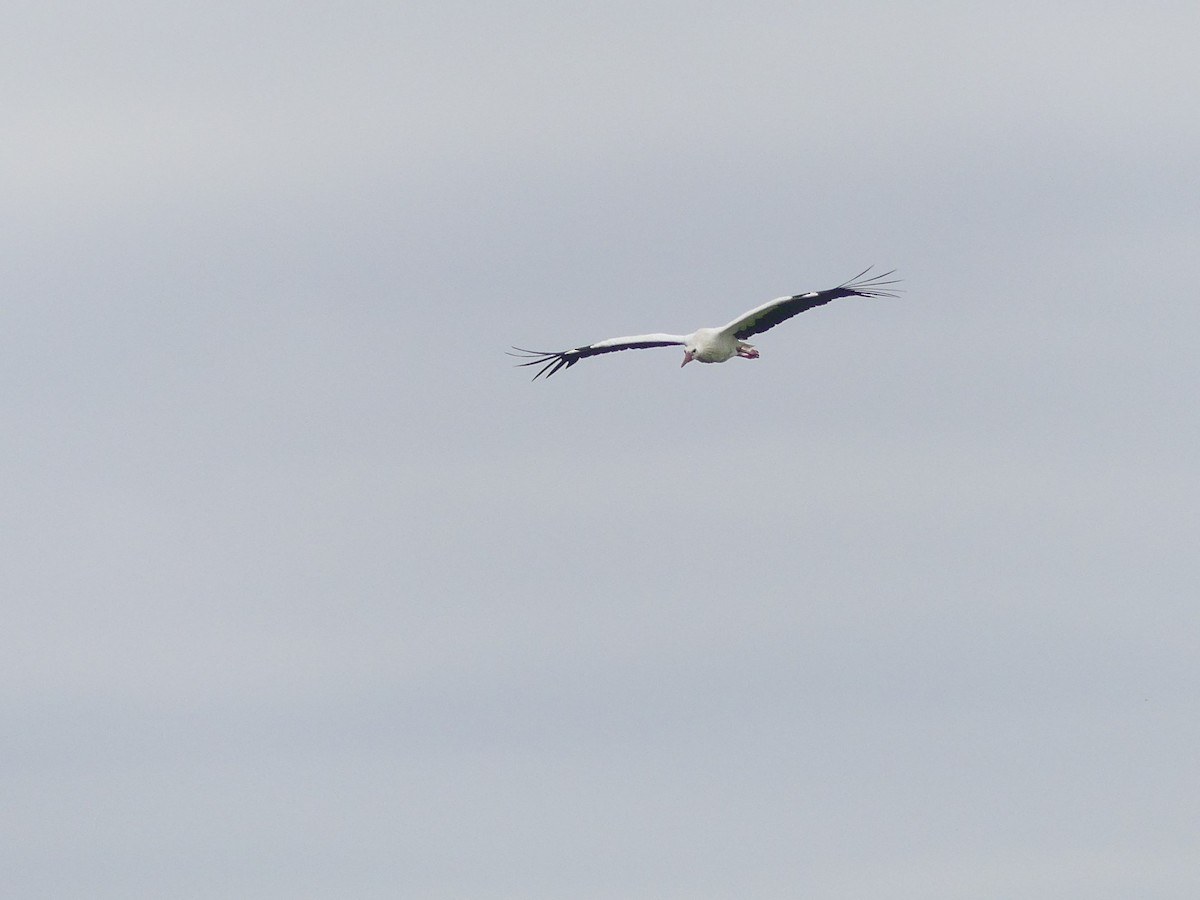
<box><xmin>5</xmin><ymin>1</ymin><xmax>1199</xmax><ymax>897</ymax></box>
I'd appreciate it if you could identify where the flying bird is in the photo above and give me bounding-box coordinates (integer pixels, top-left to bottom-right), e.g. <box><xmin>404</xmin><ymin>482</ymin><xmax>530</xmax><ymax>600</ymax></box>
<box><xmin>510</xmin><ymin>268</ymin><xmax>900</xmax><ymax>379</ymax></box>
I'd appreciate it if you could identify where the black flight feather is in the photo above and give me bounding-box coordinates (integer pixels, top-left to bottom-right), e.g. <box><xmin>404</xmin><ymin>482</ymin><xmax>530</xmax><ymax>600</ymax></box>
<box><xmin>508</xmin><ymin>340</ymin><xmax>683</xmax><ymax>380</ymax></box>
<box><xmin>730</xmin><ymin>268</ymin><xmax>901</xmax><ymax>340</ymax></box>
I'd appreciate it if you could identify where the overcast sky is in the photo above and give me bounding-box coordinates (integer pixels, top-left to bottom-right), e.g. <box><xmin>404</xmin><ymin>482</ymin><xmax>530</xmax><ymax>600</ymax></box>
<box><xmin>5</xmin><ymin>2</ymin><xmax>1199</xmax><ymax>898</ymax></box>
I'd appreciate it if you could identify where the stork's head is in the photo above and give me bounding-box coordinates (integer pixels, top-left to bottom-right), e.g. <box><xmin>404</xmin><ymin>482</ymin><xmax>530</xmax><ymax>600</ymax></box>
<box><xmin>681</xmin><ymin>335</ymin><xmax>704</xmax><ymax>367</ymax></box>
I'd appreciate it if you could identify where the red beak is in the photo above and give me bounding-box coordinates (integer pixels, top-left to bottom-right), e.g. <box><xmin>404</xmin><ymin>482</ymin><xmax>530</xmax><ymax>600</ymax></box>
<box><xmin>681</xmin><ymin>350</ymin><xmax>694</xmax><ymax>367</ymax></box>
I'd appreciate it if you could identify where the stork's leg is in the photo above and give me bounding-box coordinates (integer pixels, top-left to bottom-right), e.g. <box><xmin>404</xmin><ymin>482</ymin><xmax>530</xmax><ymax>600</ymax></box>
<box><xmin>736</xmin><ymin>343</ymin><xmax>759</xmax><ymax>359</ymax></box>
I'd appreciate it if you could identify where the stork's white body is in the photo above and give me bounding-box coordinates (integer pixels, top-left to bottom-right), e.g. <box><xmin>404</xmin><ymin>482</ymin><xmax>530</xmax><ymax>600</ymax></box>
<box><xmin>683</xmin><ymin>328</ymin><xmax>759</xmax><ymax>365</ymax></box>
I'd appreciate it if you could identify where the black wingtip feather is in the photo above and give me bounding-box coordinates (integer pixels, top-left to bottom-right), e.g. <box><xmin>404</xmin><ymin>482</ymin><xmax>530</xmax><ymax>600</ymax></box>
<box><xmin>508</xmin><ymin>346</ymin><xmax>579</xmax><ymax>380</ymax></box>
<box><xmin>838</xmin><ymin>267</ymin><xmax>903</xmax><ymax>298</ymax></box>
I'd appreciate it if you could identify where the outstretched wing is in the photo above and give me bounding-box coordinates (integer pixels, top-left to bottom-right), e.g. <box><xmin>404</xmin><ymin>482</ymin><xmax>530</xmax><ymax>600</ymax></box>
<box><xmin>509</xmin><ymin>333</ymin><xmax>687</xmax><ymax>380</ymax></box>
<box><xmin>719</xmin><ymin>268</ymin><xmax>901</xmax><ymax>340</ymax></box>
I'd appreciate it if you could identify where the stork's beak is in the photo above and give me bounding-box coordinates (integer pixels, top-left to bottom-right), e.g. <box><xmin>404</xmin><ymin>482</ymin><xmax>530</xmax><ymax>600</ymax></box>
<box><xmin>681</xmin><ymin>350</ymin><xmax>694</xmax><ymax>367</ymax></box>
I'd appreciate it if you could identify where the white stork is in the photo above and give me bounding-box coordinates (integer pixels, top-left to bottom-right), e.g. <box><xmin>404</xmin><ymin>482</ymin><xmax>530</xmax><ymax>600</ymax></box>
<box><xmin>510</xmin><ymin>268</ymin><xmax>900</xmax><ymax>379</ymax></box>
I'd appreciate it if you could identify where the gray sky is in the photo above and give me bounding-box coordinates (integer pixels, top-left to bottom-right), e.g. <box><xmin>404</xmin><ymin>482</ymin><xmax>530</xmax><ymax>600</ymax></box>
<box><xmin>5</xmin><ymin>1</ymin><xmax>1199</xmax><ymax>897</ymax></box>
